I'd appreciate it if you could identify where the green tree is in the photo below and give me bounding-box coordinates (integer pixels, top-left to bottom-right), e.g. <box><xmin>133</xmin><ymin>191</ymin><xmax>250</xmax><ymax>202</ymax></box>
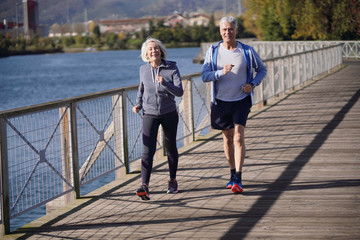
<box><xmin>156</xmin><ymin>20</ymin><xmax>165</xmax><ymax>29</ymax></box>
<box><xmin>0</xmin><ymin>34</ymin><xmax>10</xmax><ymax>57</ymax></box>
<box><xmin>93</xmin><ymin>25</ymin><xmax>101</xmax><ymax>40</ymax></box>
<box><xmin>126</xmin><ymin>38</ymin><xmax>143</xmax><ymax>49</ymax></box>
<box><xmin>190</xmin><ymin>24</ymin><xmax>206</xmax><ymax>44</ymax></box>
<box><xmin>292</xmin><ymin>0</ymin><xmax>328</xmax><ymax>39</ymax></box>
<box><xmin>74</xmin><ymin>35</ymin><xmax>84</xmax><ymax>46</ymax></box>
<box><xmin>243</xmin><ymin>0</ymin><xmax>266</xmax><ymax>38</ymax></box>
<box><xmin>274</xmin><ymin>0</ymin><xmax>296</xmax><ymax>40</ymax></box>
<box><xmin>15</xmin><ymin>36</ymin><xmax>26</xmax><ymax>51</ymax></box>
<box><xmin>152</xmin><ymin>27</ymin><xmax>173</xmax><ymax>43</ymax></box>
<box><xmin>244</xmin><ymin>0</ymin><xmax>295</xmax><ymax>40</ymax></box>
<box><xmin>148</xmin><ymin>20</ymin><xmax>156</xmax><ymax>36</ymax></box>
<box><xmin>206</xmin><ymin>15</ymin><xmax>219</xmax><ymax>41</ymax></box>
<box><xmin>60</xmin><ymin>36</ymin><xmax>75</xmax><ymax>47</ymax></box>
<box><xmin>243</xmin><ymin>0</ymin><xmax>360</xmax><ymax>40</ymax></box>
<box><xmin>83</xmin><ymin>36</ymin><xmax>95</xmax><ymax>45</ymax></box>
<box><xmin>260</xmin><ymin>1</ymin><xmax>284</xmax><ymax>40</ymax></box>
<box><xmin>105</xmin><ymin>33</ymin><xmax>118</xmax><ymax>49</ymax></box>
<box><xmin>172</xmin><ymin>23</ymin><xmax>190</xmax><ymax>42</ymax></box>
<box><xmin>236</xmin><ymin>16</ymin><xmax>256</xmax><ymax>39</ymax></box>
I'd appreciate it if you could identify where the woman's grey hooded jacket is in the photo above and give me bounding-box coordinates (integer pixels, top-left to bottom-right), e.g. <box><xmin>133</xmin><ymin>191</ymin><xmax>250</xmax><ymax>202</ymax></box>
<box><xmin>136</xmin><ymin>60</ymin><xmax>183</xmax><ymax>116</ymax></box>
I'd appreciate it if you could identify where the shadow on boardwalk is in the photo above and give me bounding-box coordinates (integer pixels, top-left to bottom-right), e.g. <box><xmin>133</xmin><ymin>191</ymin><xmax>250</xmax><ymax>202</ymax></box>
<box><xmin>6</xmin><ymin>61</ymin><xmax>360</xmax><ymax>239</ymax></box>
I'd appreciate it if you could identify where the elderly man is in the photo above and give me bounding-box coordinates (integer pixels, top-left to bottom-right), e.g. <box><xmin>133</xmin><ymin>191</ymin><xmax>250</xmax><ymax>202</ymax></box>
<box><xmin>202</xmin><ymin>16</ymin><xmax>267</xmax><ymax>193</ymax></box>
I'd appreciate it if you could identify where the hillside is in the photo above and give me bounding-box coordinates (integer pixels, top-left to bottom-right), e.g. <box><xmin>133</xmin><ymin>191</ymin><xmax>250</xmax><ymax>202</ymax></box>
<box><xmin>0</xmin><ymin>0</ymin><xmax>243</xmax><ymax>27</ymax></box>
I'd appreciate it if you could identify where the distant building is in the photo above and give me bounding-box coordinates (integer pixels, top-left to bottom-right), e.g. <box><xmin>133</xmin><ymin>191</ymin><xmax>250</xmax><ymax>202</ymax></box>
<box><xmin>0</xmin><ymin>0</ymin><xmax>39</xmax><ymax>39</ymax></box>
<box><xmin>23</xmin><ymin>0</ymin><xmax>39</xmax><ymax>38</ymax></box>
<box><xmin>164</xmin><ymin>12</ymin><xmax>210</xmax><ymax>28</ymax></box>
<box><xmin>47</xmin><ymin>12</ymin><xmax>211</xmax><ymax>37</ymax></box>
<box><xmin>98</xmin><ymin>17</ymin><xmax>165</xmax><ymax>34</ymax></box>
<box><xmin>0</xmin><ymin>21</ymin><xmax>24</xmax><ymax>31</ymax></box>
<box><xmin>187</xmin><ymin>13</ymin><xmax>210</xmax><ymax>26</ymax></box>
<box><xmin>164</xmin><ymin>13</ymin><xmax>187</xmax><ymax>27</ymax></box>
<box><xmin>97</xmin><ymin>13</ymin><xmax>210</xmax><ymax>35</ymax></box>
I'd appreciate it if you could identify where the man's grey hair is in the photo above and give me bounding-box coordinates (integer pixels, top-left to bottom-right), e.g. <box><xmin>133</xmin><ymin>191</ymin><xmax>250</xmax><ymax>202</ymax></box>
<box><xmin>219</xmin><ymin>16</ymin><xmax>238</xmax><ymax>29</ymax></box>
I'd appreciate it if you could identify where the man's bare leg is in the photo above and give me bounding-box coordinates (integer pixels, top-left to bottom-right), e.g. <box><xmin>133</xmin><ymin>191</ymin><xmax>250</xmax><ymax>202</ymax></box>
<box><xmin>234</xmin><ymin>124</ymin><xmax>246</xmax><ymax>172</ymax></box>
<box><xmin>222</xmin><ymin>128</ymin><xmax>235</xmax><ymax>169</ymax></box>
<box><xmin>231</xmin><ymin>124</ymin><xmax>245</xmax><ymax>193</ymax></box>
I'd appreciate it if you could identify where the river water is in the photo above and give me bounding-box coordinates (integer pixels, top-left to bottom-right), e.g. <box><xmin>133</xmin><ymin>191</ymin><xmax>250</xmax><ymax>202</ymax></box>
<box><xmin>0</xmin><ymin>47</ymin><xmax>202</xmax><ymax>231</ymax></box>
<box><xmin>0</xmin><ymin>47</ymin><xmax>202</xmax><ymax>112</ymax></box>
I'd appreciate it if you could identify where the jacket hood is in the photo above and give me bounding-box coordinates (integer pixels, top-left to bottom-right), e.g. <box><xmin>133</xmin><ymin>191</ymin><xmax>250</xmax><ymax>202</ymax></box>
<box><xmin>162</xmin><ymin>60</ymin><xmax>177</xmax><ymax>68</ymax></box>
<box><xmin>147</xmin><ymin>60</ymin><xmax>177</xmax><ymax>68</ymax></box>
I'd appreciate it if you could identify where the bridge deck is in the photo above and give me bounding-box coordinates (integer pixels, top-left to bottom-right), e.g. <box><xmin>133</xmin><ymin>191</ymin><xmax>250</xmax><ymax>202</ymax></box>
<box><xmin>6</xmin><ymin>61</ymin><xmax>360</xmax><ymax>239</ymax></box>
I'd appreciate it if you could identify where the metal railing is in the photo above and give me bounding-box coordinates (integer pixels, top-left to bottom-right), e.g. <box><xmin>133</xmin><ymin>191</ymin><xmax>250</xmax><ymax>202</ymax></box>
<box><xmin>194</xmin><ymin>41</ymin><xmax>359</xmax><ymax>63</ymax></box>
<box><xmin>252</xmin><ymin>41</ymin><xmax>359</xmax><ymax>60</ymax></box>
<box><xmin>337</xmin><ymin>41</ymin><xmax>360</xmax><ymax>59</ymax></box>
<box><xmin>0</xmin><ymin>42</ymin><xmax>343</xmax><ymax>235</ymax></box>
<box><xmin>254</xmin><ymin>44</ymin><xmax>343</xmax><ymax>105</ymax></box>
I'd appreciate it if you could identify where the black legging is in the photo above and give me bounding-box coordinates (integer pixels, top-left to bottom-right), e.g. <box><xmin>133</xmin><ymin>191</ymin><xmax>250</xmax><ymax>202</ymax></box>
<box><xmin>141</xmin><ymin>111</ymin><xmax>179</xmax><ymax>185</ymax></box>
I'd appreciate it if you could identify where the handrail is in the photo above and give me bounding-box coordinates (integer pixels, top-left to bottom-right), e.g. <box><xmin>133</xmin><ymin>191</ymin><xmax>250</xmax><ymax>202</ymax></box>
<box><xmin>193</xmin><ymin>40</ymin><xmax>359</xmax><ymax>63</ymax></box>
<box><xmin>0</xmin><ymin>85</ymin><xmax>138</xmax><ymax>117</ymax></box>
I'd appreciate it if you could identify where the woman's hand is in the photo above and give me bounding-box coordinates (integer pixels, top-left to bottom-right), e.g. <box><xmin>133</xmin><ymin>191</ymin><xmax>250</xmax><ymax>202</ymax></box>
<box><xmin>156</xmin><ymin>74</ymin><xmax>164</xmax><ymax>84</ymax></box>
<box><xmin>132</xmin><ymin>105</ymin><xmax>141</xmax><ymax>113</ymax></box>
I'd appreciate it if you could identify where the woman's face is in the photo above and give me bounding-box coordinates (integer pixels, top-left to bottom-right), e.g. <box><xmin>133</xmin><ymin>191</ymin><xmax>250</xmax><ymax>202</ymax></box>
<box><xmin>146</xmin><ymin>41</ymin><xmax>161</xmax><ymax>63</ymax></box>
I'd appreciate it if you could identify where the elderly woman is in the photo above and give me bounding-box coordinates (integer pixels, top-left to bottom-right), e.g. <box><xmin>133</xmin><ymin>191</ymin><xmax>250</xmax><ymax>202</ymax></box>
<box><xmin>133</xmin><ymin>37</ymin><xmax>183</xmax><ymax>200</ymax></box>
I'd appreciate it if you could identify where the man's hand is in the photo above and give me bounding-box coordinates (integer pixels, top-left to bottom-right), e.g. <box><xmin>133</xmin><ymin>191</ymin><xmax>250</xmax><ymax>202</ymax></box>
<box><xmin>242</xmin><ymin>83</ymin><xmax>254</xmax><ymax>93</ymax></box>
<box><xmin>222</xmin><ymin>64</ymin><xmax>234</xmax><ymax>75</ymax></box>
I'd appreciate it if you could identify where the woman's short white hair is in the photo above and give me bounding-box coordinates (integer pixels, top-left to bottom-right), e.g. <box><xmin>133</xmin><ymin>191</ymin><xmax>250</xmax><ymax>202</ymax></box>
<box><xmin>140</xmin><ymin>37</ymin><xmax>167</xmax><ymax>62</ymax></box>
<box><xmin>219</xmin><ymin>16</ymin><xmax>238</xmax><ymax>29</ymax></box>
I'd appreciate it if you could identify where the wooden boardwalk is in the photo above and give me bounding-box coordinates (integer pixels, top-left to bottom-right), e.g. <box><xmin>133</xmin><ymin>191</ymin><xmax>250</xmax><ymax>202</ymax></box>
<box><xmin>4</xmin><ymin>61</ymin><xmax>360</xmax><ymax>239</ymax></box>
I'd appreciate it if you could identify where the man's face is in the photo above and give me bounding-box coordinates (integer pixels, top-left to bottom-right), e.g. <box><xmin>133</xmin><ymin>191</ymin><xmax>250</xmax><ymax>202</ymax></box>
<box><xmin>220</xmin><ymin>22</ymin><xmax>237</xmax><ymax>43</ymax></box>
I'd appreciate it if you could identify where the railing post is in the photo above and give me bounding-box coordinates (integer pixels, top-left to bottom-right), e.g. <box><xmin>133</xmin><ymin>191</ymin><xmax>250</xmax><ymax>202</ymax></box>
<box><xmin>295</xmin><ymin>55</ymin><xmax>300</xmax><ymax>87</ymax></box>
<box><xmin>0</xmin><ymin>117</ymin><xmax>10</xmax><ymax>235</ymax></box>
<box><xmin>310</xmin><ymin>51</ymin><xmax>315</xmax><ymax>78</ymax></box>
<box><xmin>161</xmin><ymin>128</ymin><xmax>166</xmax><ymax>157</ymax></box>
<box><xmin>155</xmin><ymin>127</ymin><xmax>164</xmax><ymax>160</ymax></box>
<box><xmin>121</xmin><ymin>91</ymin><xmax>129</xmax><ymax>174</ymax></box>
<box><xmin>46</xmin><ymin>106</ymin><xmax>75</xmax><ymax>213</ymax></box>
<box><xmin>279</xmin><ymin>58</ymin><xmax>285</xmax><ymax>97</ymax></box>
<box><xmin>207</xmin><ymin>82</ymin><xmax>212</xmax><ymax>133</ymax></box>
<box><xmin>268</xmin><ymin>61</ymin><xmax>275</xmax><ymax>103</ymax></box>
<box><xmin>183</xmin><ymin>77</ymin><xmax>194</xmax><ymax>145</ymax></box>
<box><xmin>189</xmin><ymin>77</ymin><xmax>195</xmax><ymax>142</ymax></box>
<box><xmin>113</xmin><ymin>93</ymin><xmax>127</xmax><ymax>177</ymax></box>
<box><xmin>287</xmin><ymin>57</ymin><xmax>292</xmax><ymax>92</ymax></box>
<box><xmin>70</xmin><ymin>103</ymin><xmax>80</xmax><ymax>199</ymax></box>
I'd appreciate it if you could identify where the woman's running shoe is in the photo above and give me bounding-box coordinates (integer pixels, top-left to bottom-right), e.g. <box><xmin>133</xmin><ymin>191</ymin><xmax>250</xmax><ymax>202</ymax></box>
<box><xmin>136</xmin><ymin>184</ymin><xmax>150</xmax><ymax>200</ymax></box>
<box><xmin>167</xmin><ymin>179</ymin><xmax>178</xmax><ymax>194</ymax></box>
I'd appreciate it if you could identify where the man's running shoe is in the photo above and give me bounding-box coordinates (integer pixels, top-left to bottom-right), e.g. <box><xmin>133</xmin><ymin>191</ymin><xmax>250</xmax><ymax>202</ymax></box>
<box><xmin>136</xmin><ymin>184</ymin><xmax>150</xmax><ymax>200</ymax></box>
<box><xmin>231</xmin><ymin>178</ymin><xmax>244</xmax><ymax>193</ymax></box>
<box><xmin>167</xmin><ymin>179</ymin><xmax>178</xmax><ymax>194</ymax></box>
<box><xmin>226</xmin><ymin>174</ymin><xmax>235</xmax><ymax>189</ymax></box>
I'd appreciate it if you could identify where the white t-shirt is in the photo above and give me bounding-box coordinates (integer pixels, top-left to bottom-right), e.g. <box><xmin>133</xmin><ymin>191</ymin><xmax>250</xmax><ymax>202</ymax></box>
<box><xmin>215</xmin><ymin>42</ymin><xmax>248</xmax><ymax>101</ymax></box>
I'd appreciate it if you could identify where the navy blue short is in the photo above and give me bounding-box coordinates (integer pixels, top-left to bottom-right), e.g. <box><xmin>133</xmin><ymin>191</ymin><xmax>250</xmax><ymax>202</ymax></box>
<box><xmin>211</xmin><ymin>96</ymin><xmax>252</xmax><ymax>130</ymax></box>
